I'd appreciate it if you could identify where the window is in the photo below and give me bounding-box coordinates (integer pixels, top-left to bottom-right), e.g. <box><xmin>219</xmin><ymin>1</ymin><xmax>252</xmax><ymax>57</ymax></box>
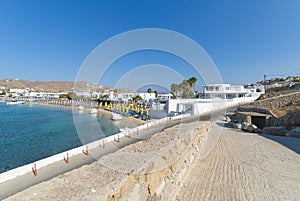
<box><xmin>215</xmin><ymin>87</ymin><xmax>219</xmax><ymax>91</ymax></box>
<box><xmin>205</xmin><ymin>86</ymin><xmax>214</xmax><ymax>91</ymax></box>
<box><xmin>226</xmin><ymin>87</ymin><xmax>230</xmax><ymax>90</ymax></box>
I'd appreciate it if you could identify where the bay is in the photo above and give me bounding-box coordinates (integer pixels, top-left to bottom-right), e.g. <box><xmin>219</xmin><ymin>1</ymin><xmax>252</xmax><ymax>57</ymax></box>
<box><xmin>0</xmin><ymin>102</ymin><xmax>120</xmax><ymax>173</ymax></box>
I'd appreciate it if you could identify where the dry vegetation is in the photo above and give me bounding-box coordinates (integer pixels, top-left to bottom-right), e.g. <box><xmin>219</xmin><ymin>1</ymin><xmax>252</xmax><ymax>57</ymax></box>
<box><xmin>0</xmin><ymin>79</ymin><xmax>76</xmax><ymax>92</ymax></box>
<box><xmin>0</xmin><ymin>79</ymin><xmax>133</xmax><ymax>93</ymax></box>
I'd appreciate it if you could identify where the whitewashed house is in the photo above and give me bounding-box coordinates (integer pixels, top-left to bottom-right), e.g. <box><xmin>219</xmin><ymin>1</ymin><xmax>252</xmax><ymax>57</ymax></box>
<box><xmin>202</xmin><ymin>84</ymin><xmax>247</xmax><ymax>99</ymax></box>
<box><xmin>157</xmin><ymin>93</ymin><xmax>172</xmax><ymax>100</ymax></box>
<box><xmin>116</xmin><ymin>92</ymin><xmax>155</xmax><ymax>101</ymax></box>
<box><xmin>117</xmin><ymin>92</ymin><xmax>135</xmax><ymax>101</ymax></box>
<box><xmin>136</xmin><ymin>93</ymin><xmax>156</xmax><ymax>101</ymax></box>
<box><xmin>24</xmin><ymin>92</ymin><xmax>65</xmax><ymax>99</ymax></box>
<box><xmin>245</xmin><ymin>85</ymin><xmax>265</xmax><ymax>95</ymax></box>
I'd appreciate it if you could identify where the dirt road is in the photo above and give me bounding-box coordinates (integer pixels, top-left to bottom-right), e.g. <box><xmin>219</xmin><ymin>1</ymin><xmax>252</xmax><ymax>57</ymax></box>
<box><xmin>174</xmin><ymin>122</ymin><xmax>300</xmax><ymax>201</ymax></box>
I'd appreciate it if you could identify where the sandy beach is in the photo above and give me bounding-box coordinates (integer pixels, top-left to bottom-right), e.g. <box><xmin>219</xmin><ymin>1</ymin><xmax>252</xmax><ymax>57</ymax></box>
<box><xmin>35</xmin><ymin>102</ymin><xmax>147</xmax><ymax>125</ymax></box>
<box><xmin>173</xmin><ymin>122</ymin><xmax>300</xmax><ymax>201</ymax></box>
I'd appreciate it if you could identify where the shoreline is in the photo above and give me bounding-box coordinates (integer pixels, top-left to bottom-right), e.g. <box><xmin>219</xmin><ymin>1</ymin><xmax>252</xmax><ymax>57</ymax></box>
<box><xmin>0</xmin><ymin>102</ymin><xmax>148</xmax><ymax>182</ymax></box>
<box><xmin>34</xmin><ymin>102</ymin><xmax>148</xmax><ymax>125</ymax></box>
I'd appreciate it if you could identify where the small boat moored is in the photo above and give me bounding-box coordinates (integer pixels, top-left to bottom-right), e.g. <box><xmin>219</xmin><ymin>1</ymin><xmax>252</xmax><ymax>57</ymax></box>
<box><xmin>6</xmin><ymin>100</ymin><xmax>25</xmax><ymax>105</ymax></box>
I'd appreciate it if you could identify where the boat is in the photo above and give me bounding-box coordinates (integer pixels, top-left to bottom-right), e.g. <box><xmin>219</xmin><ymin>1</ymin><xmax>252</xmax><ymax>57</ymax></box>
<box><xmin>89</xmin><ymin>108</ymin><xmax>98</xmax><ymax>114</ymax></box>
<box><xmin>78</xmin><ymin>106</ymin><xmax>84</xmax><ymax>110</ymax></box>
<box><xmin>6</xmin><ymin>100</ymin><xmax>25</xmax><ymax>105</ymax></box>
<box><xmin>111</xmin><ymin>113</ymin><xmax>122</xmax><ymax>120</ymax></box>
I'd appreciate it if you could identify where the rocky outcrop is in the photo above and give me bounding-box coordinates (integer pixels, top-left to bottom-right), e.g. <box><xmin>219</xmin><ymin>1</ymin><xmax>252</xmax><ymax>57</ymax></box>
<box><xmin>262</xmin><ymin>126</ymin><xmax>289</xmax><ymax>136</ymax></box>
<box><xmin>243</xmin><ymin>91</ymin><xmax>300</xmax><ymax>110</ymax></box>
<box><xmin>268</xmin><ymin>109</ymin><xmax>300</xmax><ymax>128</ymax></box>
<box><xmin>237</xmin><ymin>107</ymin><xmax>275</xmax><ymax>116</ymax></box>
<box><xmin>233</xmin><ymin>123</ymin><xmax>242</xmax><ymax>129</ymax></box>
<box><xmin>240</xmin><ymin>122</ymin><xmax>261</xmax><ymax>133</ymax></box>
<box><xmin>285</xmin><ymin>127</ymin><xmax>300</xmax><ymax>138</ymax></box>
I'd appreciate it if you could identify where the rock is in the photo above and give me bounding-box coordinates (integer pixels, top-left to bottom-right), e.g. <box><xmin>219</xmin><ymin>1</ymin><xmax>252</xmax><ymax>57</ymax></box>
<box><xmin>247</xmin><ymin>124</ymin><xmax>257</xmax><ymax>133</ymax></box>
<box><xmin>285</xmin><ymin>127</ymin><xmax>300</xmax><ymax>138</ymax></box>
<box><xmin>262</xmin><ymin>126</ymin><xmax>289</xmax><ymax>136</ymax></box>
<box><xmin>225</xmin><ymin>116</ymin><xmax>231</xmax><ymax>123</ymax></box>
<box><xmin>233</xmin><ymin>123</ymin><xmax>242</xmax><ymax>129</ymax></box>
<box><xmin>271</xmin><ymin>109</ymin><xmax>300</xmax><ymax>127</ymax></box>
<box><xmin>241</xmin><ymin>122</ymin><xmax>251</xmax><ymax>131</ymax></box>
<box><xmin>254</xmin><ymin>127</ymin><xmax>262</xmax><ymax>133</ymax></box>
<box><xmin>287</xmin><ymin>101</ymin><xmax>294</xmax><ymax>106</ymax></box>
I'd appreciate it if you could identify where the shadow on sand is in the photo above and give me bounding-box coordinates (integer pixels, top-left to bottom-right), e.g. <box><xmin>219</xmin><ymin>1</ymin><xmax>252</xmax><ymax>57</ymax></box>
<box><xmin>215</xmin><ymin>122</ymin><xmax>234</xmax><ymax>129</ymax></box>
<box><xmin>259</xmin><ymin>133</ymin><xmax>300</xmax><ymax>154</ymax></box>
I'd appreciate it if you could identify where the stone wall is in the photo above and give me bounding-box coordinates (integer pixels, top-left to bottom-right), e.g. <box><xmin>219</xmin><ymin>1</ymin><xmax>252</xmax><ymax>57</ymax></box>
<box><xmin>237</xmin><ymin>91</ymin><xmax>300</xmax><ymax>128</ymax></box>
<box><xmin>244</xmin><ymin>91</ymin><xmax>300</xmax><ymax>110</ymax></box>
<box><xmin>111</xmin><ymin>122</ymin><xmax>211</xmax><ymax>200</ymax></box>
<box><xmin>267</xmin><ymin>109</ymin><xmax>300</xmax><ymax>129</ymax></box>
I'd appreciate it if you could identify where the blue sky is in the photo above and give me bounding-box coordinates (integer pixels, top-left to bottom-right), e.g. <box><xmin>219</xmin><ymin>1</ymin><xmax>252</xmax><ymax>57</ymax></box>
<box><xmin>0</xmin><ymin>0</ymin><xmax>300</xmax><ymax>91</ymax></box>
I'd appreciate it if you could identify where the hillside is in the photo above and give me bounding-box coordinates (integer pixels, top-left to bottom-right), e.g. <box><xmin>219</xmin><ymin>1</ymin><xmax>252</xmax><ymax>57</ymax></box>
<box><xmin>0</xmin><ymin>79</ymin><xmax>133</xmax><ymax>93</ymax></box>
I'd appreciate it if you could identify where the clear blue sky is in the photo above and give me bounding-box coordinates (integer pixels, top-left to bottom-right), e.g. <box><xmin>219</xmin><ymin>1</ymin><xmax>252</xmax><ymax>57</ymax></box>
<box><xmin>0</xmin><ymin>0</ymin><xmax>300</xmax><ymax>90</ymax></box>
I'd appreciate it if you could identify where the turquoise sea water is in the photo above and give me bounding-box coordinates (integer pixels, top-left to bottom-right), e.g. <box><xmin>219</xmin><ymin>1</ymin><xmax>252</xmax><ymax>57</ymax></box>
<box><xmin>0</xmin><ymin>102</ymin><xmax>120</xmax><ymax>173</ymax></box>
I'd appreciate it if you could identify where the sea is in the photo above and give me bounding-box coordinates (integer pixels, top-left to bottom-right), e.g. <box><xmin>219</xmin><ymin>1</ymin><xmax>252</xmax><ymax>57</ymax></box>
<box><xmin>0</xmin><ymin>102</ymin><xmax>121</xmax><ymax>174</ymax></box>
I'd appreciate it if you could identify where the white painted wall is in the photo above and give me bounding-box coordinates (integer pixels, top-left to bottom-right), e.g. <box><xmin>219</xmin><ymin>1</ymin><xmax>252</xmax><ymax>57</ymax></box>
<box><xmin>167</xmin><ymin>96</ymin><xmax>258</xmax><ymax>115</ymax></box>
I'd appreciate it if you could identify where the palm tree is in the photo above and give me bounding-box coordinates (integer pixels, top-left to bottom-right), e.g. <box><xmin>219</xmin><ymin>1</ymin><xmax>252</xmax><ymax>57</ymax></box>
<box><xmin>187</xmin><ymin>77</ymin><xmax>197</xmax><ymax>88</ymax></box>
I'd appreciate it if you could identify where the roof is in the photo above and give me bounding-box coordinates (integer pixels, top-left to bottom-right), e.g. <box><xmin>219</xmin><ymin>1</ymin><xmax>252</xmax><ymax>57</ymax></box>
<box><xmin>236</xmin><ymin>111</ymin><xmax>272</xmax><ymax>117</ymax></box>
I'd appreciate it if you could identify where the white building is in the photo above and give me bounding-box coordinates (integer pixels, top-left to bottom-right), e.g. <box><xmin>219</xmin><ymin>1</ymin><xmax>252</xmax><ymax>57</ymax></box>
<box><xmin>136</xmin><ymin>93</ymin><xmax>156</xmax><ymax>101</ymax></box>
<box><xmin>157</xmin><ymin>93</ymin><xmax>172</xmax><ymax>101</ymax></box>
<box><xmin>117</xmin><ymin>92</ymin><xmax>135</xmax><ymax>101</ymax></box>
<box><xmin>202</xmin><ymin>84</ymin><xmax>247</xmax><ymax>99</ymax></box>
<box><xmin>116</xmin><ymin>92</ymin><xmax>156</xmax><ymax>101</ymax></box>
<box><xmin>24</xmin><ymin>92</ymin><xmax>65</xmax><ymax>99</ymax></box>
<box><xmin>245</xmin><ymin>85</ymin><xmax>265</xmax><ymax>94</ymax></box>
<box><xmin>9</xmin><ymin>88</ymin><xmax>28</xmax><ymax>94</ymax></box>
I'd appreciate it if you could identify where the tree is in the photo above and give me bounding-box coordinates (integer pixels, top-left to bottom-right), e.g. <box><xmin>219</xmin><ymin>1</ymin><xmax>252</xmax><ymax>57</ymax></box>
<box><xmin>170</xmin><ymin>77</ymin><xmax>197</xmax><ymax>98</ymax></box>
<box><xmin>171</xmin><ymin>83</ymin><xmax>180</xmax><ymax>98</ymax></box>
<box><xmin>100</xmin><ymin>94</ymin><xmax>109</xmax><ymax>100</ymax></box>
<box><xmin>154</xmin><ymin>90</ymin><xmax>158</xmax><ymax>98</ymax></box>
<box><xmin>132</xmin><ymin>95</ymin><xmax>142</xmax><ymax>101</ymax></box>
<box><xmin>180</xmin><ymin>80</ymin><xmax>194</xmax><ymax>98</ymax></box>
<box><xmin>293</xmin><ymin>77</ymin><xmax>300</xmax><ymax>82</ymax></box>
<box><xmin>147</xmin><ymin>88</ymin><xmax>152</xmax><ymax>93</ymax></box>
<box><xmin>187</xmin><ymin>77</ymin><xmax>198</xmax><ymax>88</ymax></box>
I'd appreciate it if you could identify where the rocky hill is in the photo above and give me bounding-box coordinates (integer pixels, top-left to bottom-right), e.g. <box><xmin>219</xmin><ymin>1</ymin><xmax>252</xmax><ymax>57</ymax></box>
<box><xmin>0</xmin><ymin>79</ymin><xmax>133</xmax><ymax>93</ymax></box>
